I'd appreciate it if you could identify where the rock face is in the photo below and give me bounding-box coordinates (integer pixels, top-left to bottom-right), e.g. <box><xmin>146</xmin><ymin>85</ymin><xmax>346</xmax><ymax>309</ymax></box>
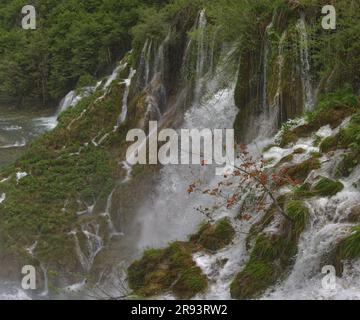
<box><xmin>234</xmin><ymin>10</ymin><xmax>307</xmax><ymax>143</ymax></box>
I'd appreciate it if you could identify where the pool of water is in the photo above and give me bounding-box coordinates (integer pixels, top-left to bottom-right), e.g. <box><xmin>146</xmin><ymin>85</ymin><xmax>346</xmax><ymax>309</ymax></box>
<box><xmin>0</xmin><ymin>105</ymin><xmax>57</xmax><ymax>168</ymax></box>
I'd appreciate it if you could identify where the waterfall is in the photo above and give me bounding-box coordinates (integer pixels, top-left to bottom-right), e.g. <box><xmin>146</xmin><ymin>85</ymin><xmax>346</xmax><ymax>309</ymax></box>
<box><xmin>269</xmin><ymin>31</ymin><xmax>287</xmax><ymax>133</ymax></box>
<box><xmin>134</xmin><ymin>48</ymin><xmax>238</xmax><ymax>249</ymax></box>
<box><xmin>56</xmin><ymin>91</ymin><xmax>77</xmax><ymax>115</ymax></box>
<box><xmin>262</xmin><ymin>20</ymin><xmax>273</xmax><ymax>111</ymax></box>
<box><xmin>256</xmin><ymin>31</ymin><xmax>286</xmax><ymax>140</ymax></box>
<box><xmin>145</xmin><ymin>39</ymin><xmax>153</xmax><ymax>87</ymax></box>
<box><xmin>101</xmin><ymin>189</ymin><xmax>123</xmax><ymax>238</ymax></box>
<box><xmin>70</xmin><ymin>221</ymin><xmax>104</xmax><ymax>272</ymax></box>
<box><xmin>297</xmin><ymin>12</ymin><xmax>315</xmax><ymax>112</ymax></box>
<box><xmin>116</xmin><ymin>68</ymin><xmax>136</xmax><ymax>128</ymax></box>
<box><xmin>137</xmin><ymin>39</ymin><xmax>153</xmax><ymax>90</ymax></box>
<box><xmin>209</xmin><ymin>27</ymin><xmax>219</xmax><ymax>75</ymax></box>
<box><xmin>262</xmin><ymin>167</ymin><xmax>360</xmax><ymax>299</ymax></box>
<box><xmin>194</xmin><ymin>9</ymin><xmax>208</xmax><ymax>105</ymax></box>
<box><xmin>39</xmin><ymin>264</ymin><xmax>49</xmax><ymax>297</ymax></box>
<box><xmin>103</xmin><ymin>63</ymin><xmax>127</xmax><ymax>90</ymax></box>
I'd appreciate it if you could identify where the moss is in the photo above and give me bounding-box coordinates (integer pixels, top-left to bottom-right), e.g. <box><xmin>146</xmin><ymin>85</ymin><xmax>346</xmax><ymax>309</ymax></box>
<box><xmin>293</xmin><ymin>148</ymin><xmax>306</xmax><ymax>154</ymax></box>
<box><xmin>337</xmin><ymin>227</ymin><xmax>360</xmax><ymax>261</ymax></box>
<box><xmin>313</xmin><ymin>135</ymin><xmax>322</xmax><ymax>147</ymax></box>
<box><xmin>278</xmin><ymin>154</ymin><xmax>294</xmax><ymax>165</ymax></box>
<box><xmin>284</xmin><ymin>200</ymin><xmax>309</xmax><ymax>236</ymax></box>
<box><xmin>128</xmin><ymin>241</ymin><xmax>208</xmax><ymax>299</ymax></box>
<box><xmin>190</xmin><ymin>218</ymin><xmax>235</xmax><ymax>251</ymax></box>
<box><xmin>294</xmin><ymin>182</ymin><xmax>312</xmax><ymax>198</ymax></box>
<box><xmin>282</xmin><ymin>157</ymin><xmax>321</xmax><ymax>184</ymax></box>
<box><xmin>230</xmin><ymin>260</ymin><xmax>276</xmax><ymax>300</ymax></box>
<box><xmin>263</xmin><ymin>144</ymin><xmax>277</xmax><ymax>153</ymax></box>
<box><xmin>279</xmin><ymin>130</ymin><xmax>298</xmax><ymax>148</ymax></box>
<box><xmin>278</xmin><ymin>89</ymin><xmax>359</xmax><ymax>147</ymax></box>
<box><xmin>320</xmin><ymin>135</ymin><xmax>338</xmax><ymax>153</ymax></box>
<box><xmin>336</xmin><ymin>152</ymin><xmax>360</xmax><ymax>178</ymax></box>
<box><xmin>246</xmin><ymin>206</ymin><xmax>276</xmax><ymax>249</ymax></box>
<box><xmin>311</xmin><ymin>177</ymin><xmax>344</xmax><ymax>197</ymax></box>
<box><xmin>231</xmin><ymin>199</ymin><xmax>309</xmax><ymax>299</ymax></box>
<box><xmin>310</xmin><ymin>151</ymin><xmax>322</xmax><ymax>158</ymax></box>
<box><xmin>173</xmin><ymin>266</ymin><xmax>208</xmax><ymax>299</ymax></box>
<box><xmin>348</xmin><ymin>206</ymin><xmax>360</xmax><ymax>223</ymax></box>
<box><xmin>325</xmin><ymin>226</ymin><xmax>360</xmax><ymax>276</ymax></box>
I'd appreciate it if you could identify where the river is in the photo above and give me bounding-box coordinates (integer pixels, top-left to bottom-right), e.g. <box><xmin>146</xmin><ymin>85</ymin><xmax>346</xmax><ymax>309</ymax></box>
<box><xmin>0</xmin><ymin>105</ymin><xmax>57</xmax><ymax>168</ymax></box>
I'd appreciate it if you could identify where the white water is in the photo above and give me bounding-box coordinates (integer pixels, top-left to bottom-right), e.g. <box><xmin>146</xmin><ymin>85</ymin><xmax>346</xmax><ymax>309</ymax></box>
<box><xmin>70</xmin><ymin>221</ymin><xmax>104</xmax><ymax>273</ymax></box>
<box><xmin>297</xmin><ymin>12</ymin><xmax>315</xmax><ymax>112</ymax></box>
<box><xmin>0</xmin><ymin>137</ymin><xmax>26</xmax><ymax>149</ymax></box>
<box><xmin>135</xmin><ymin>62</ymin><xmax>238</xmax><ymax>252</ymax></box>
<box><xmin>101</xmin><ymin>189</ymin><xmax>124</xmax><ymax>239</ymax></box>
<box><xmin>186</xmin><ymin>113</ymin><xmax>360</xmax><ymax>300</ymax></box>
<box><xmin>117</xmin><ymin>68</ymin><xmax>136</xmax><ymax>127</ymax></box>
<box><xmin>194</xmin><ymin>9</ymin><xmax>208</xmax><ymax>105</ymax></box>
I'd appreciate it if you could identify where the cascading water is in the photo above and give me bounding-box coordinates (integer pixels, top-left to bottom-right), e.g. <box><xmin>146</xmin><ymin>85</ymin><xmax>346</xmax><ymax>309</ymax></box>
<box><xmin>260</xmin><ymin>138</ymin><xmax>360</xmax><ymax>299</ymax></box>
<box><xmin>71</xmin><ymin>221</ymin><xmax>104</xmax><ymax>273</ymax></box>
<box><xmin>134</xmin><ymin>48</ymin><xmax>238</xmax><ymax>251</ymax></box>
<box><xmin>297</xmin><ymin>12</ymin><xmax>315</xmax><ymax>112</ymax></box>
<box><xmin>116</xmin><ymin>68</ymin><xmax>136</xmax><ymax>128</ymax></box>
<box><xmin>194</xmin><ymin>9</ymin><xmax>208</xmax><ymax>106</ymax></box>
<box><xmin>101</xmin><ymin>189</ymin><xmax>123</xmax><ymax>239</ymax></box>
<box><xmin>263</xmin><ymin>31</ymin><xmax>287</xmax><ymax>137</ymax></box>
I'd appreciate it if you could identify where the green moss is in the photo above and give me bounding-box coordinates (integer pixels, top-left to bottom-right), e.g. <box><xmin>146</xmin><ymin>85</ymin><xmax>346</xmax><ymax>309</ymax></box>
<box><xmin>283</xmin><ymin>157</ymin><xmax>321</xmax><ymax>184</ymax></box>
<box><xmin>279</xmin><ymin>130</ymin><xmax>298</xmax><ymax>148</ymax></box>
<box><xmin>293</xmin><ymin>148</ymin><xmax>306</xmax><ymax>154</ymax></box>
<box><xmin>279</xmin><ymin>89</ymin><xmax>359</xmax><ymax>146</ymax></box>
<box><xmin>173</xmin><ymin>266</ymin><xmax>208</xmax><ymax>299</ymax></box>
<box><xmin>313</xmin><ymin>135</ymin><xmax>323</xmax><ymax>147</ymax></box>
<box><xmin>337</xmin><ymin>227</ymin><xmax>360</xmax><ymax>260</ymax></box>
<box><xmin>263</xmin><ymin>144</ymin><xmax>276</xmax><ymax>153</ymax></box>
<box><xmin>336</xmin><ymin>152</ymin><xmax>360</xmax><ymax>178</ymax></box>
<box><xmin>231</xmin><ymin>199</ymin><xmax>309</xmax><ymax>299</ymax></box>
<box><xmin>311</xmin><ymin>177</ymin><xmax>344</xmax><ymax>197</ymax></box>
<box><xmin>190</xmin><ymin>218</ymin><xmax>235</xmax><ymax>251</ymax></box>
<box><xmin>294</xmin><ymin>182</ymin><xmax>312</xmax><ymax>198</ymax></box>
<box><xmin>278</xmin><ymin>154</ymin><xmax>294</xmax><ymax>165</ymax></box>
<box><xmin>348</xmin><ymin>206</ymin><xmax>360</xmax><ymax>223</ymax></box>
<box><xmin>128</xmin><ymin>241</ymin><xmax>208</xmax><ymax>299</ymax></box>
<box><xmin>320</xmin><ymin>135</ymin><xmax>338</xmax><ymax>153</ymax></box>
<box><xmin>246</xmin><ymin>206</ymin><xmax>276</xmax><ymax>249</ymax></box>
<box><xmin>230</xmin><ymin>260</ymin><xmax>276</xmax><ymax>300</ymax></box>
<box><xmin>310</xmin><ymin>88</ymin><xmax>359</xmax><ymax>121</ymax></box>
<box><xmin>284</xmin><ymin>200</ymin><xmax>309</xmax><ymax>237</ymax></box>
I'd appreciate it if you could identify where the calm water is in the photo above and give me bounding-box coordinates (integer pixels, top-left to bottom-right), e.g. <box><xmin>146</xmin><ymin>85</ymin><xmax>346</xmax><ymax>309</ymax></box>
<box><xmin>0</xmin><ymin>106</ymin><xmax>57</xmax><ymax>168</ymax></box>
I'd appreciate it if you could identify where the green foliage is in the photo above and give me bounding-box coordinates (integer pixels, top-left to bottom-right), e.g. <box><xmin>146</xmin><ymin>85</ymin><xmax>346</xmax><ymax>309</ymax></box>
<box><xmin>309</xmin><ymin>87</ymin><xmax>359</xmax><ymax>122</ymax></box>
<box><xmin>0</xmin><ymin>0</ymin><xmax>166</xmax><ymax>104</ymax></box>
<box><xmin>336</xmin><ymin>152</ymin><xmax>360</xmax><ymax>178</ymax></box>
<box><xmin>338</xmin><ymin>227</ymin><xmax>360</xmax><ymax>261</ymax></box>
<box><xmin>309</xmin><ymin>0</ymin><xmax>360</xmax><ymax>92</ymax></box>
<box><xmin>190</xmin><ymin>218</ymin><xmax>235</xmax><ymax>251</ymax></box>
<box><xmin>348</xmin><ymin>206</ymin><xmax>360</xmax><ymax>224</ymax></box>
<box><xmin>128</xmin><ymin>241</ymin><xmax>208</xmax><ymax>298</ymax></box>
<box><xmin>311</xmin><ymin>177</ymin><xmax>344</xmax><ymax>197</ymax></box>
<box><xmin>279</xmin><ymin>130</ymin><xmax>298</xmax><ymax>148</ymax></box>
<box><xmin>283</xmin><ymin>157</ymin><xmax>321</xmax><ymax>184</ymax></box>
